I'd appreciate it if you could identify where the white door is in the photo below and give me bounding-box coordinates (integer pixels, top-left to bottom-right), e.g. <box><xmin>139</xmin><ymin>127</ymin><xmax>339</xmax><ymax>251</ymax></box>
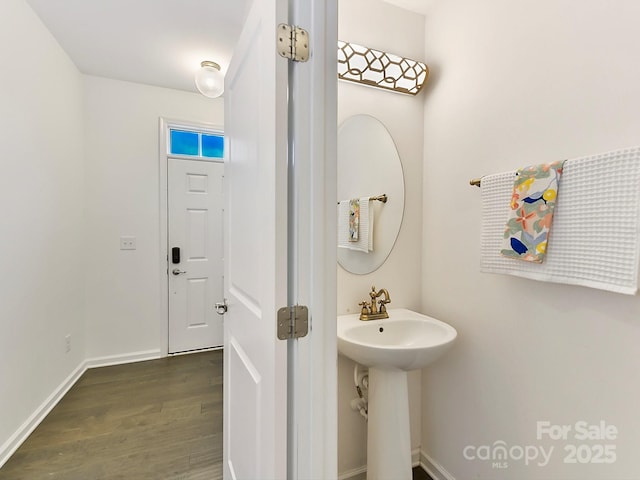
<box><xmin>223</xmin><ymin>0</ymin><xmax>288</xmax><ymax>478</ymax></box>
<box><xmin>168</xmin><ymin>158</ymin><xmax>224</xmax><ymax>354</ymax></box>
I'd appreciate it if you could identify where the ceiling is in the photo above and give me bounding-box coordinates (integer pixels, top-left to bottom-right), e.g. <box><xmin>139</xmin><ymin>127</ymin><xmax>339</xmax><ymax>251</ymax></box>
<box><xmin>383</xmin><ymin>0</ymin><xmax>434</xmax><ymax>15</ymax></box>
<box><xmin>25</xmin><ymin>0</ymin><xmax>250</xmax><ymax>94</ymax></box>
<box><xmin>25</xmin><ymin>0</ymin><xmax>429</xmax><ymax>95</ymax></box>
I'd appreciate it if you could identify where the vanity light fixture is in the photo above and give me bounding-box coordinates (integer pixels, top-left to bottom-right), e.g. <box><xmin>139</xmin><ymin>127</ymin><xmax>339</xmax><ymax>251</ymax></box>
<box><xmin>337</xmin><ymin>41</ymin><xmax>429</xmax><ymax>95</ymax></box>
<box><xmin>195</xmin><ymin>61</ymin><xmax>224</xmax><ymax>98</ymax></box>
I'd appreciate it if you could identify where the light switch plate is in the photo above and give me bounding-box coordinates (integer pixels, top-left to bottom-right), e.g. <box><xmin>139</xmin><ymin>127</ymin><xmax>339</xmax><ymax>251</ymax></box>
<box><xmin>120</xmin><ymin>236</ymin><xmax>137</xmax><ymax>250</ymax></box>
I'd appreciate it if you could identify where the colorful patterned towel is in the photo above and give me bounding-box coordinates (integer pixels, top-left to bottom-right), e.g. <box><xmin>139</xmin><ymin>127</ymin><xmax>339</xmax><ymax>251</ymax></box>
<box><xmin>501</xmin><ymin>160</ymin><xmax>565</xmax><ymax>262</ymax></box>
<box><xmin>337</xmin><ymin>197</ymin><xmax>372</xmax><ymax>253</ymax></box>
<box><xmin>349</xmin><ymin>198</ymin><xmax>360</xmax><ymax>242</ymax></box>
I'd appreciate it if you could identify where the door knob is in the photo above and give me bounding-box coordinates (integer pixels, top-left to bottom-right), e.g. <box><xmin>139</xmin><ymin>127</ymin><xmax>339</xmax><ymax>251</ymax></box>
<box><xmin>172</xmin><ymin>268</ymin><xmax>187</xmax><ymax>275</ymax></box>
<box><xmin>214</xmin><ymin>300</ymin><xmax>228</xmax><ymax>315</ymax></box>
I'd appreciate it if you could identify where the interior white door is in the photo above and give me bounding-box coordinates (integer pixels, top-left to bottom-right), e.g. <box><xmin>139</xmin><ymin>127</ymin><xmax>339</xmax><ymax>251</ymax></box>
<box><xmin>168</xmin><ymin>158</ymin><xmax>224</xmax><ymax>354</ymax></box>
<box><xmin>223</xmin><ymin>0</ymin><xmax>289</xmax><ymax>478</ymax></box>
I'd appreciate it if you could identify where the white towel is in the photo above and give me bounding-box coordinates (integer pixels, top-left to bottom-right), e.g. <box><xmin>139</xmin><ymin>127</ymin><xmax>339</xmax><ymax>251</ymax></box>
<box><xmin>480</xmin><ymin>147</ymin><xmax>640</xmax><ymax>294</ymax></box>
<box><xmin>338</xmin><ymin>197</ymin><xmax>374</xmax><ymax>253</ymax></box>
<box><xmin>365</xmin><ymin>199</ymin><xmax>374</xmax><ymax>251</ymax></box>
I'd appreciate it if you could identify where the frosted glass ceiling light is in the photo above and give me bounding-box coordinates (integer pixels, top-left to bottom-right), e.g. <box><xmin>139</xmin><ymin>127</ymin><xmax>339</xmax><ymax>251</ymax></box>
<box><xmin>195</xmin><ymin>61</ymin><xmax>224</xmax><ymax>98</ymax></box>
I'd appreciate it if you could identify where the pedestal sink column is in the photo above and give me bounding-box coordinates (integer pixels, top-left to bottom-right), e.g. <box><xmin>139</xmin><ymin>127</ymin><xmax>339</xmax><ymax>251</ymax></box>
<box><xmin>367</xmin><ymin>368</ymin><xmax>412</xmax><ymax>480</ymax></box>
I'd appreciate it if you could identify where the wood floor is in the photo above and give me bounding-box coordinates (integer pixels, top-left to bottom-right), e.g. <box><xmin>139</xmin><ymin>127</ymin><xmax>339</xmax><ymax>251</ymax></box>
<box><xmin>1</xmin><ymin>350</ymin><xmax>433</xmax><ymax>480</ymax></box>
<box><xmin>0</xmin><ymin>350</ymin><xmax>223</xmax><ymax>480</ymax></box>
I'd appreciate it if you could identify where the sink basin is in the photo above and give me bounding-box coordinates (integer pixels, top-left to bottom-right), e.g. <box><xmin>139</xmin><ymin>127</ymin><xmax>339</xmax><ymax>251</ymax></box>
<box><xmin>337</xmin><ymin>308</ymin><xmax>457</xmax><ymax>371</ymax></box>
<box><xmin>338</xmin><ymin>308</ymin><xmax>457</xmax><ymax>479</ymax></box>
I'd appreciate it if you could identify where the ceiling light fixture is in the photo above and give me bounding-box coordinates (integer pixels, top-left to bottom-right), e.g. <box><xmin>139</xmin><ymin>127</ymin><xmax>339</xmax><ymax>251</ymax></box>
<box><xmin>195</xmin><ymin>61</ymin><xmax>224</xmax><ymax>98</ymax></box>
<box><xmin>337</xmin><ymin>41</ymin><xmax>429</xmax><ymax>95</ymax></box>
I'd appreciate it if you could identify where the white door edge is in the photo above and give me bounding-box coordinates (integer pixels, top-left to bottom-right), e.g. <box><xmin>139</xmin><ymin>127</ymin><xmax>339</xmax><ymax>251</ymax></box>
<box><xmin>158</xmin><ymin>117</ymin><xmax>224</xmax><ymax>358</ymax></box>
<box><xmin>287</xmin><ymin>0</ymin><xmax>338</xmax><ymax>477</ymax></box>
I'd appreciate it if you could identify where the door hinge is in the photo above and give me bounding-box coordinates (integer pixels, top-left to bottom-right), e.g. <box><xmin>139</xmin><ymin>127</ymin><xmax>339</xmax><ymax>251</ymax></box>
<box><xmin>277</xmin><ymin>24</ymin><xmax>309</xmax><ymax>62</ymax></box>
<box><xmin>277</xmin><ymin>305</ymin><xmax>309</xmax><ymax>340</ymax></box>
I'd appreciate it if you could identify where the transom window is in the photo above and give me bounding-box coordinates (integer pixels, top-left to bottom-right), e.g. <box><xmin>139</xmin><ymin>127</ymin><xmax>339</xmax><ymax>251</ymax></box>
<box><xmin>169</xmin><ymin>128</ymin><xmax>224</xmax><ymax>159</ymax></box>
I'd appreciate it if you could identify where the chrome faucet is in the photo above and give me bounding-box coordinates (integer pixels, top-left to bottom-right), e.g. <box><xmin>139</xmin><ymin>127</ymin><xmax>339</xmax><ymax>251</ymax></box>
<box><xmin>358</xmin><ymin>286</ymin><xmax>391</xmax><ymax>321</ymax></box>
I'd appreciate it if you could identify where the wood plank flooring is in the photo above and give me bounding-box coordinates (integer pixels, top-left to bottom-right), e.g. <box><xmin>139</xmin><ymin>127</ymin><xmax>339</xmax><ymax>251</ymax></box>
<box><xmin>1</xmin><ymin>350</ymin><xmax>433</xmax><ymax>479</ymax></box>
<box><xmin>0</xmin><ymin>350</ymin><xmax>223</xmax><ymax>480</ymax></box>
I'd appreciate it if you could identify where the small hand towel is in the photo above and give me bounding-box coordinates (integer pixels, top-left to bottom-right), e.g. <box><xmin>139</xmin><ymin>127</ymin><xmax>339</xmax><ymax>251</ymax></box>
<box><xmin>364</xmin><ymin>197</ymin><xmax>374</xmax><ymax>252</ymax></box>
<box><xmin>349</xmin><ymin>198</ymin><xmax>360</xmax><ymax>242</ymax></box>
<box><xmin>337</xmin><ymin>197</ymin><xmax>373</xmax><ymax>253</ymax></box>
<box><xmin>501</xmin><ymin>160</ymin><xmax>565</xmax><ymax>262</ymax></box>
<box><xmin>480</xmin><ymin>147</ymin><xmax>640</xmax><ymax>294</ymax></box>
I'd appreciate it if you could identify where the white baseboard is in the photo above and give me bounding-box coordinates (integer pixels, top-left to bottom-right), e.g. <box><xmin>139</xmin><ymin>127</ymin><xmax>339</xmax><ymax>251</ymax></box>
<box><xmin>85</xmin><ymin>349</ymin><xmax>161</xmax><ymax>369</ymax></box>
<box><xmin>420</xmin><ymin>449</ymin><xmax>456</xmax><ymax>480</ymax></box>
<box><xmin>338</xmin><ymin>464</ymin><xmax>367</xmax><ymax>480</ymax></box>
<box><xmin>338</xmin><ymin>448</ymin><xmax>423</xmax><ymax>480</ymax></box>
<box><xmin>412</xmin><ymin>447</ymin><xmax>421</xmax><ymax>467</ymax></box>
<box><xmin>0</xmin><ymin>360</ymin><xmax>87</xmax><ymax>469</ymax></box>
<box><xmin>0</xmin><ymin>349</ymin><xmax>162</xmax><ymax>469</ymax></box>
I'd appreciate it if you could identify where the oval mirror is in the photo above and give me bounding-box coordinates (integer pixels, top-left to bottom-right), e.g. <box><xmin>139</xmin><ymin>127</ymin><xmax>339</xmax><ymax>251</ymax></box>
<box><xmin>337</xmin><ymin>115</ymin><xmax>405</xmax><ymax>275</ymax></box>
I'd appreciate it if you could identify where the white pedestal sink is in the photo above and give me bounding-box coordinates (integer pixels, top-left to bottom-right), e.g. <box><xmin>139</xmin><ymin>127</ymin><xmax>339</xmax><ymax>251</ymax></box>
<box><xmin>337</xmin><ymin>308</ymin><xmax>457</xmax><ymax>480</ymax></box>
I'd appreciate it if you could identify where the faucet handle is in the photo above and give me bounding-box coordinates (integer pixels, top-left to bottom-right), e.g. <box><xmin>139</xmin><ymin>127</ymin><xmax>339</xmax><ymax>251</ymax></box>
<box><xmin>378</xmin><ymin>299</ymin><xmax>389</xmax><ymax>313</ymax></box>
<box><xmin>358</xmin><ymin>301</ymin><xmax>370</xmax><ymax>315</ymax></box>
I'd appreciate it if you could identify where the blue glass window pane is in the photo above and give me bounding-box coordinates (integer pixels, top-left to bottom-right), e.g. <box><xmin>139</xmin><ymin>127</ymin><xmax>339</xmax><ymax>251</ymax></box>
<box><xmin>202</xmin><ymin>134</ymin><xmax>224</xmax><ymax>158</ymax></box>
<box><xmin>170</xmin><ymin>130</ymin><xmax>199</xmax><ymax>155</ymax></box>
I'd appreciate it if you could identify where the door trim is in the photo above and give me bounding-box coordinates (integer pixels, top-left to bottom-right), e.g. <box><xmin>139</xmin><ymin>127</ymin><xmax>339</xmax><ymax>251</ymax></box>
<box><xmin>287</xmin><ymin>0</ymin><xmax>338</xmax><ymax>476</ymax></box>
<box><xmin>158</xmin><ymin>117</ymin><xmax>224</xmax><ymax>357</ymax></box>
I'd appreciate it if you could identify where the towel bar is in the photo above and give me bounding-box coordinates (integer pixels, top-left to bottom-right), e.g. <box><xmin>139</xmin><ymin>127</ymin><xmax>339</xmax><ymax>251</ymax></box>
<box><xmin>337</xmin><ymin>194</ymin><xmax>388</xmax><ymax>205</ymax></box>
<box><xmin>469</xmin><ymin>178</ymin><xmax>482</xmax><ymax>187</ymax></box>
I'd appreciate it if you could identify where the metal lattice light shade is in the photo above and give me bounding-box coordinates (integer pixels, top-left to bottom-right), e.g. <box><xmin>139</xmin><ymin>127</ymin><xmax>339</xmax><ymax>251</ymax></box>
<box><xmin>337</xmin><ymin>41</ymin><xmax>429</xmax><ymax>96</ymax></box>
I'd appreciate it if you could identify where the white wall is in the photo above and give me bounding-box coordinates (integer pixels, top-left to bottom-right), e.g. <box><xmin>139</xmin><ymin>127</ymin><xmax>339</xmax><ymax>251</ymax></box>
<box><xmin>337</xmin><ymin>0</ymin><xmax>425</xmax><ymax>475</ymax></box>
<box><xmin>0</xmin><ymin>3</ymin><xmax>223</xmax><ymax>460</ymax></box>
<box><xmin>0</xmin><ymin>0</ymin><xmax>86</xmax><ymax>459</ymax></box>
<box><xmin>421</xmin><ymin>1</ymin><xmax>640</xmax><ymax>479</ymax></box>
<box><xmin>83</xmin><ymin>76</ymin><xmax>223</xmax><ymax>360</ymax></box>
